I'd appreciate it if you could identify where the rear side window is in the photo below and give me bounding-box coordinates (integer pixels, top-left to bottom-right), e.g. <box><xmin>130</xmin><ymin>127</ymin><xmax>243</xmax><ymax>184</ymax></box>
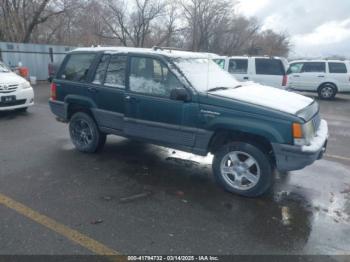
<box><xmin>255</xmin><ymin>59</ymin><xmax>284</xmax><ymax>75</ymax></box>
<box><xmin>229</xmin><ymin>59</ymin><xmax>248</xmax><ymax>74</ymax></box>
<box><xmin>59</xmin><ymin>53</ymin><xmax>95</xmax><ymax>82</ymax></box>
<box><xmin>104</xmin><ymin>55</ymin><xmax>127</xmax><ymax>88</ymax></box>
<box><xmin>329</xmin><ymin>62</ymin><xmax>347</xmax><ymax>73</ymax></box>
<box><xmin>302</xmin><ymin>62</ymin><xmax>326</xmax><ymax>73</ymax></box>
<box><xmin>92</xmin><ymin>55</ymin><xmax>110</xmax><ymax>85</ymax></box>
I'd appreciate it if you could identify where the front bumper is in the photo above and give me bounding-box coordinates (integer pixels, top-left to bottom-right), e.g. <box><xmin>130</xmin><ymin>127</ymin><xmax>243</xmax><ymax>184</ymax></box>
<box><xmin>272</xmin><ymin>120</ymin><xmax>328</xmax><ymax>172</ymax></box>
<box><xmin>0</xmin><ymin>88</ymin><xmax>34</xmax><ymax>111</ymax></box>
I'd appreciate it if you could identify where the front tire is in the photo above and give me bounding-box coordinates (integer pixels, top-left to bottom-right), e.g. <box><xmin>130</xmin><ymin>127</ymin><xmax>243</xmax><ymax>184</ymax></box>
<box><xmin>212</xmin><ymin>142</ymin><xmax>273</xmax><ymax>197</ymax></box>
<box><xmin>318</xmin><ymin>83</ymin><xmax>337</xmax><ymax>100</ymax></box>
<box><xmin>69</xmin><ymin>112</ymin><xmax>106</xmax><ymax>153</ymax></box>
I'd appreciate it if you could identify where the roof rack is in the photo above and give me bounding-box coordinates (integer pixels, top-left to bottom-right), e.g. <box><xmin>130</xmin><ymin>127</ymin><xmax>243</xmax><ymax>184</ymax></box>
<box><xmin>152</xmin><ymin>46</ymin><xmax>186</xmax><ymax>52</ymax></box>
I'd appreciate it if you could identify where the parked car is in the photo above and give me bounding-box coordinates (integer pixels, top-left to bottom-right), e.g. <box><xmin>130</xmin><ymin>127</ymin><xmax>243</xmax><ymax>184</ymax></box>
<box><xmin>0</xmin><ymin>61</ymin><xmax>34</xmax><ymax>111</ymax></box>
<box><xmin>49</xmin><ymin>47</ymin><xmax>328</xmax><ymax>197</ymax></box>
<box><xmin>212</xmin><ymin>56</ymin><xmax>289</xmax><ymax>89</ymax></box>
<box><xmin>287</xmin><ymin>60</ymin><xmax>350</xmax><ymax>99</ymax></box>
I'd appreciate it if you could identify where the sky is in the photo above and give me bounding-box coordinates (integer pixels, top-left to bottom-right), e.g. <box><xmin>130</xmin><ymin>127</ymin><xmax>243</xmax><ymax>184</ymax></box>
<box><xmin>235</xmin><ymin>0</ymin><xmax>350</xmax><ymax>58</ymax></box>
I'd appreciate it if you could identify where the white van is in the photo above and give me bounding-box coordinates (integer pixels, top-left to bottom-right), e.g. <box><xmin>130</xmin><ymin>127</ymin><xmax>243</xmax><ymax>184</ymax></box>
<box><xmin>287</xmin><ymin>60</ymin><xmax>350</xmax><ymax>99</ymax></box>
<box><xmin>213</xmin><ymin>56</ymin><xmax>288</xmax><ymax>89</ymax></box>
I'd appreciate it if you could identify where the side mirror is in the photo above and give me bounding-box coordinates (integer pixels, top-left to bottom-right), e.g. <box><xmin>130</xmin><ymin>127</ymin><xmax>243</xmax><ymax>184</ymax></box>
<box><xmin>170</xmin><ymin>87</ymin><xmax>190</xmax><ymax>102</ymax></box>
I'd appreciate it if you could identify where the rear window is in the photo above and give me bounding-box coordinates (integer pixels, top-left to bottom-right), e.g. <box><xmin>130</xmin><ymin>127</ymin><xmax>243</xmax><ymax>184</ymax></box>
<box><xmin>255</xmin><ymin>59</ymin><xmax>285</xmax><ymax>75</ymax></box>
<box><xmin>59</xmin><ymin>53</ymin><xmax>96</xmax><ymax>82</ymax></box>
<box><xmin>229</xmin><ymin>59</ymin><xmax>248</xmax><ymax>74</ymax></box>
<box><xmin>329</xmin><ymin>62</ymin><xmax>347</xmax><ymax>73</ymax></box>
<box><xmin>302</xmin><ymin>62</ymin><xmax>326</xmax><ymax>73</ymax></box>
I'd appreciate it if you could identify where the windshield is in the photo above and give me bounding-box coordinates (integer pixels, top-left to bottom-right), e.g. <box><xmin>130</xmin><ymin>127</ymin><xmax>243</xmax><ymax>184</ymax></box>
<box><xmin>173</xmin><ymin>58</ymin><xmax>239</xmax><ymax>92</ymax></box>
<box><xmin>0</xmin><ymin>62</ymin><xmax>10</xmax><ymax>72</ymax></box>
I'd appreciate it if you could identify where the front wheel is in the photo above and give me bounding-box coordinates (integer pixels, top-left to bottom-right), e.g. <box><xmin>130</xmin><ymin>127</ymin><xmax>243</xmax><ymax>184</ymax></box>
<box><xmin>69</xmin><ymin>112</ymin><xmax>106</xmax><ymax>153</ymax></box>
<box><xmin>212</xmin><ymin>142</ymin><xmax>273</xmax><ymax>197</ymax></box>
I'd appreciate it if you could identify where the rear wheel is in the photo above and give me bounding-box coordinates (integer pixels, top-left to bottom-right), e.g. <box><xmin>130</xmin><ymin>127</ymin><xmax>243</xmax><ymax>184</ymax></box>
<box><xmin>69</xmin><ymin>112</ymin><xmax>106</xmax><ymax>153</ymax></box>
<box><xmin>318</xmin><ymin>83</ymin><xmax>337</xmax><ymax>100</ymax></box>
<box><xmin>212</xmin><ymin>142</ymin><xmax>273</xmax><ymax>197</ymax></box>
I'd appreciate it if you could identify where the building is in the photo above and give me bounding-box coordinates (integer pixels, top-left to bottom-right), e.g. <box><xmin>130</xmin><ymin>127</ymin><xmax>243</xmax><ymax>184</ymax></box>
<box><xmin>0</xmin><ymin>42</ymin><xmax>75</xmax><ymax>81</ymax></box>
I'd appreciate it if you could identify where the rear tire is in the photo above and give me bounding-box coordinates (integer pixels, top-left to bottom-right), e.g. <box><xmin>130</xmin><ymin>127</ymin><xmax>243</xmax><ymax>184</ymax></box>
<box><xmin>212</xmin><ymin>142</ymin><xmax>273</xmax><ymax>197</ymax></box>
<box><xmin>318</xmin><ymin>83</ymin><xmax>337</xmax><ymax>100</ymax></box>
<box><xmin>69</xmin><ymin>112</ymin><xmax>106</xmax><ymax>153</ymax></box>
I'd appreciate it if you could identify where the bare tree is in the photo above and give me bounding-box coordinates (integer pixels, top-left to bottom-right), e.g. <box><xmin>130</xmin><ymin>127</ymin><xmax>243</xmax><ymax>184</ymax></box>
<box><xmin>0</xmin><ymin>0</ymin><xmax>69</xmax><ymax>43</ymax></box>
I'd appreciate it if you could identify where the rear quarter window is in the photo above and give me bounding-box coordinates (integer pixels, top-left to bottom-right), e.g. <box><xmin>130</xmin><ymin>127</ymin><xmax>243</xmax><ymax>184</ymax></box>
<box><xmin>59</xmin><ymin>53</ymin><xmax>96</xmax><ymax>82</ymax></box>
<box><xmin>329</xmin><ymin>62</ymin><xmax>347</xmax><ymax>73</ymax></box>
<box><xmin>255</xmin><ymin>58</ymin><xmax>285</xmax><ymax>75</ymax></box>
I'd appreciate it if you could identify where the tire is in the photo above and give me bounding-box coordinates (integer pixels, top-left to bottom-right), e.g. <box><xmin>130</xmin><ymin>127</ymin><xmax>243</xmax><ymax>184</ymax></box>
<box><xmin>212</xmin><ymin>142</ymin><xmax>273</xmax><ymax>197</ymax></box>
<box><xmin>69</xmin><ymin>112</ymin><xmax>106</xmax><ymax>153</ymax></box>
<box><xmin>318</xmin><ymin>83</ymin><xmax>337</xmax><ymax>100</ymax></box>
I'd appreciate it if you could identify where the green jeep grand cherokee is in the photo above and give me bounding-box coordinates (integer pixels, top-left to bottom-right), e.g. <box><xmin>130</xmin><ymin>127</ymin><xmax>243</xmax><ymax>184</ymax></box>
<box><xmin>49</xmin><ymin>47</ymin><xmax>328</xmax><ymax>197</ymax></box>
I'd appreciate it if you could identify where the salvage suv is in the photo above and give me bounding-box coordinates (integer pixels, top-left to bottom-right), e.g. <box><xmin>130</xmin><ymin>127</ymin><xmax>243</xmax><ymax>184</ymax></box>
<box><xmin>49</xmin><ymin>47</ymin><xmax>328</xmax><ymax>197</ymax></box>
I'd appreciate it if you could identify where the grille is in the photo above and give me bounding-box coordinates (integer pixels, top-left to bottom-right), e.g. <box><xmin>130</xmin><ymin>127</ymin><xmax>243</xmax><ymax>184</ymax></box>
<box><xmin>0</xmin><ymin>84</ymin><xmax>19</xmax><ymax>93</ymax></box>
<box><xmin>0</xmin><ymin>99</ymin><xmax>26</xmax><ymax>107</ymax></box>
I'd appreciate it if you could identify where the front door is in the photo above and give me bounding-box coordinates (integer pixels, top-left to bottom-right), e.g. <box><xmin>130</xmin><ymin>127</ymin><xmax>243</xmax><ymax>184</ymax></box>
<box><xmin>124</xmin><ymin>55</ymin><xmax>197</xmax><ymax>148</ymax></box>
<box><xmin>89</xmin><ymin>54</ymin><xmax>128</xmax><ymax>131</ymax></box>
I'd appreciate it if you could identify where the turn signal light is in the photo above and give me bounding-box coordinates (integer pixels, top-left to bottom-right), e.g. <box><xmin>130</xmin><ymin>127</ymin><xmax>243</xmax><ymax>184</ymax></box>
<box><xmin>292</xmin><ymin>123</ymin><xmax>303</xmax><ymax>138</ymax></box>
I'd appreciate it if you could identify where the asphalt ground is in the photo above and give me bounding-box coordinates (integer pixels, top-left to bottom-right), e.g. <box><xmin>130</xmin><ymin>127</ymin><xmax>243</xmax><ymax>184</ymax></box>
<box><xmin>0</xmin><ymin>84</ymin><xmax>349</xmax><ymax>258</ymax></box>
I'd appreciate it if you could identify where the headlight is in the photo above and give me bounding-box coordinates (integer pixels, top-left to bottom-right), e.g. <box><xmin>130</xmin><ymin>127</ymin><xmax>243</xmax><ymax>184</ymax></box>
<box><xmin>20</xmin><ymin>81</ymin><xmax>31</xmax><ymax>89</ymax></box>
<box><xmin>292</xmin><ymin>121</ymin><xmax>315</xmax><ymax>146</ymax></box>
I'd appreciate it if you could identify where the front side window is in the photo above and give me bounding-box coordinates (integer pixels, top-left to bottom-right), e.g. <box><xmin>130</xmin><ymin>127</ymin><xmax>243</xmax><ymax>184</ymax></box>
<box><xmin>0</xmin><ymin>62</ymin><xmax>10</xmax><ymax>72</ymax></box>
<box><xmin>288</xmin><ymin>63</ymin><xmax>304</xmax><ymax>74</ymax></box>
<box><xmin>104</xmin><ymin>55</ymin><xmax>127</xmax><ymax>88</ymax></box>
<box><xmin>329</xmin><ymin>62</ymin><xmax>347</xmax><ymax>73</ymax></box>
<box><xmin>129</xmin><ymin>57</ymin><xmax>182</xmax><ymax>97</ymax></box>
<box><xmin>302</xmin><ymin>62</ymin><xmax>326</xmax><ymax>73</ymax></box>
<box><xmin>59</xmin><ymin>53</ymin><xmax>96</xmax><ymax>82</ymax></box>
<box><xmin>255</xmin><ymin>59</ymin><xmax>285</xmax><ymax>75</ymax></box>
<box><xmin>213</xmin><ymin>59</ymin><xmax>225</xmax><ymax>69</ymax></box>
<box><xmin>229</xmin><ymin>59</ymin><xmax>248</xmax><ymax>74</ymax></box>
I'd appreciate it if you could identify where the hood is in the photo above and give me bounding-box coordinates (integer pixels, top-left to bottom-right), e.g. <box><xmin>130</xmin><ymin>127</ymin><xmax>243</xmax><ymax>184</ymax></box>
<box><xmin>211</xmin><ymin>83</ymin><xmax>314</xmax><ymax>115</ymax></box>
<box><xmin>0</xmin><ymin>71</ymin><xmax>27</xmax><ymax>85</ymax></box>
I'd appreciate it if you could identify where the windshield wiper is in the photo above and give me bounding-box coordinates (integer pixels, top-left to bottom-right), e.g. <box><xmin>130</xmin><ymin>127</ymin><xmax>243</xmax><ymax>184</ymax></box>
<box><xmin>207</xmin><ymin>85</ymin><xmax>242</xmax><ymax>93</ymax></box>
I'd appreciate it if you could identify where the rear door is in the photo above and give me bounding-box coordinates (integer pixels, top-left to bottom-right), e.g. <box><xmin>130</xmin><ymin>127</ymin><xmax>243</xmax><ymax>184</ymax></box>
<box><xmin>252</xmin><ymin>58</ymin><xmax>286</xmax><ymax>88</ymax></box>
<box><xmin>56</xmin><ymin>52</ymin><xmax>97</xmax><ymax>102</ymax></box>
<box><xmin>228</xmin><ymin>58</ymin><xmax>249</xmax><ymax>82</ymax></box>
<box><xmin>124</xmin><ymin>55</ymin><xmax>198</xmax><ymax>148</ymax></box>
<box><xmin>328</xmin><ymin>62</ymin><xmax>350</xmax><ymax>92</ymax></box>
<box><xmin>89</xmin><ymin>53</ymin><xmax>127</xmax><ymax>131</ymax></box>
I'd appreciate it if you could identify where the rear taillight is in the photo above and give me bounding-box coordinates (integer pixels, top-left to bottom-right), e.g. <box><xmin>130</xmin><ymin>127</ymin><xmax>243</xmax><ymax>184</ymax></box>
<box><xmin>282</xmin><ymin>75</ymin><xmax>288</xmax><ymax>86</ymax></box>
<box><xmin>50</xmin><ymin>83</ymin><xmax>57</xmax><ymax>100</ymax></box>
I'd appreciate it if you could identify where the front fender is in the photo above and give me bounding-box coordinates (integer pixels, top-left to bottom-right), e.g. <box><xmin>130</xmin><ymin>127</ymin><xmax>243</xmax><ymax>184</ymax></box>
<box><xmin>207</xmin><ymin>116</ymin><xmax>290</xmax><ymax>144</ymax></box>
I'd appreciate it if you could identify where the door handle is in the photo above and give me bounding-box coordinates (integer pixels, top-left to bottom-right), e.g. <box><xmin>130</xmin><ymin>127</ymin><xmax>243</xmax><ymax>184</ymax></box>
<box><xmin>293</xmin><ymin>75</ymin><xmax>300</xmax><ymax>77</ymax></box>
<box><xmin>87</xmin><ymin>87</ymin><xmax>98</xmax><ymax>93</ymax></box>
<box><xmin>125</xmin><ymin>95</ymin><xmax>138</xmax><ymax>103</ymax></box>
<box><xmin>243</xmin><ymin>77</ymin><xmax>249</xmax><ymax>80</ymax></box>
<box><xmin>318</xmin><ymin>75</ymin><xmax>325</xmax><ymax>78</ymax></box>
